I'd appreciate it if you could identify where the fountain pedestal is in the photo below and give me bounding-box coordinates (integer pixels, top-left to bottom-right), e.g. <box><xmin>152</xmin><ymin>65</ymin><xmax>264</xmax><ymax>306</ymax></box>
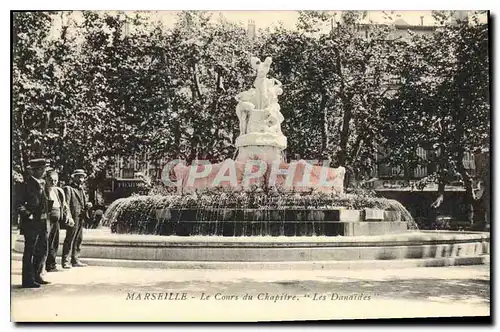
<box><xmin>235</xmin><ymin>132</ymin><xmax>287</xmax><ymax>163</ymax></box>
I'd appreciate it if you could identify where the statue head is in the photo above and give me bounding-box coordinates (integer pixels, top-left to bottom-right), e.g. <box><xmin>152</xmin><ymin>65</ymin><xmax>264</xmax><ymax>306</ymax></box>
<box><xmin>250</xmin><ymin>56</ymin><xmax>272</xmax><ymax>78</ymax></box>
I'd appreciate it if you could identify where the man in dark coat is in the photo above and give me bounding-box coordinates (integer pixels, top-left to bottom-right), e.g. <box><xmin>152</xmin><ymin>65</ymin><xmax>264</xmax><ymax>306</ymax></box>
<box><xmin>62</xmin><ymin>169</ymin><xmax>92</xmax><ymax>268</ymax></box>
<box><xmin>17</xmin><ymin>159</ymin><xmax>50</xmax><ymax>288</ymax></box>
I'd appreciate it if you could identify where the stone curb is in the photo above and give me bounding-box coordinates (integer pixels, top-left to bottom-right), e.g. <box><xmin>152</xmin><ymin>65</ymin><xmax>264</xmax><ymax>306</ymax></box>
<box><xmin>12</xmin><ymin>229</ymin><xmax>490</xmax><ymax>263</ymax></box>
<box><xmin>12</xmin><ymin>229</ymin><xmax>490</xmax><ymax>247</ymax></box>
<box><xmin>11</xmin><ymin>252</ymin><xmax>489</xmax><ymax>270</ymax></box>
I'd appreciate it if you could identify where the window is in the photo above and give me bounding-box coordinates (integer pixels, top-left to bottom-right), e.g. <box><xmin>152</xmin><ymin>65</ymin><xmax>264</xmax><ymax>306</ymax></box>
<box><xmin>391</xmin><ymin>165</ymin><xmax>402</xmax><ymax>177</ymax></box>
<box><xmin>414</xmin><ymin>147</ymin><xmax>428</xmax><ymax>178</ymax></box>
<box><xmin>121</xmin><ymin>169</ymin><xmax>135</xmax><ymax>179</ymax></box>
<box><xmin>148</xmin><ymin>168</ymin><xmax>161</xmax><ymax>179</ymax></box>
<box><xmin>463</xmin><ymin>152</ymin><xmax>476</xmax><ymax>170</ymax></box>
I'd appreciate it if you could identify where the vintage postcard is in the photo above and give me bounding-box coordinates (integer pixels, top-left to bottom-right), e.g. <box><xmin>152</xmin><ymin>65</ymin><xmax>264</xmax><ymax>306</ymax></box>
<box><xmin>10</xmin><ymin>9</ymin><xmax>490</xmax><ymax>322</ymax></box>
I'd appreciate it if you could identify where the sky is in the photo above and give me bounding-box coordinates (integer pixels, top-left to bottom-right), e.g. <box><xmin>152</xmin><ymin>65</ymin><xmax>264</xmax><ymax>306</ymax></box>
<box><xmin>49</xmin><ymin>10</ymin><xmax>485</xmax><ymax>41</ymax></box>
<box><xmin>150</xmin><ymin>10</ymin><xmax>444</xmax><ymax>30</ymax></box>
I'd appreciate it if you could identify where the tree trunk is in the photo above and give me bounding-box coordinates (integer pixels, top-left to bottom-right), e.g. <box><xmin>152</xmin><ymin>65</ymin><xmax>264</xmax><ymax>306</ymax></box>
<box><xmin>208</xmin><ymin>68</ymin><xmax>223</xmax><ymax>160</ymax></box>
<box><xmin>188</xmin><ymin>131</ymin><xmax>198</xmax><ymax>163</ymax></box>
<box><xmin>187</xmin><ymin>62</ymin><xmax>203</xmax><ymax>163</ymax></box>
<box><xmin>319</xmin><ymin>92</ymin><xmax>329</xmax><ymax>155</ymax></box>
<box><xmin>431</xmin><ymin>147</ymin><xmax>447</xmax><ymax>214</ymax></box>
<box><xmin>192</xmin><ymin>64</ymin><xmax>203</xmax><ymax>100</ymax></box>
<box><xmin>352</xmin><ymin>136</ymin><xmax>363</xmax><ymax>163</ymax></box>
<box><xmin>431</xmin><ymin>181</ymin><xmax>446</xmax><ymax>209</ymax></box>
<box><xmin>332</xmin><ymin>45</ymin><xmax>350</xmax><ymax>168</ymax></box>
<box><xmin>338</xmin><ymin>99</ymin><xmax>352</xmax><ymax>188</ymax></box>
<box><xmin>338</xmin><ymin>98</ymin><xmax>352</xmax><ymax>167</ymax></box>
<box><xmin>351</xmin><ymin>135</ymin><xmax>365</xmax><ymax>182</ymax></box>
<box><xmin>457</xmin><ymin>150</ymin><xmax>475</xmax><ymax>225</ymax></box>
<box><xmin>38</xmin><ymin>95</ymin><xmax>57</xmax><ymax>157</ymax></box>
<box><xmin>172</xmin><ymin>101</ymin><xmax>181</xmax><ymax>157</ymax></box>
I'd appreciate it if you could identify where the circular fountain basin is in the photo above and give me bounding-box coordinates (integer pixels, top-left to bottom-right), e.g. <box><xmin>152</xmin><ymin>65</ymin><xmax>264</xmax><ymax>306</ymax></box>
<box><xmin>13</xmin><ymin>228</ymin><xmax>489</xmax><ymax>269</ymax></box>
<box><xmin>104</xmin><ymin>195</ymin><xmax>418</xmax><ymax>237</ymax></box>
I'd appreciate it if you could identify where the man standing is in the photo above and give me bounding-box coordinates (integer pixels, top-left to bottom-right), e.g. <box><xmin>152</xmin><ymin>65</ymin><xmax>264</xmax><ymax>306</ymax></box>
<box><xmin>45</xmin><ymin>169</ymin><xmax>74</xmax><ymax>272</ymax></box>
<box><xmin>62</xmin><ymin>169</ymin><xmax>92</xmax><ymax>268</ymax></box>
<box><xmin>17</xmin><ymin>159</ymin><xmax>50</xmax><ymax>288</ymax></box>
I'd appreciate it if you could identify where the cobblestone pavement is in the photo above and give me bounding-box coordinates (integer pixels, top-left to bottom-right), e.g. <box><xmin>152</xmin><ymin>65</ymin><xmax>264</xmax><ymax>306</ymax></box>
<box><xmin>11</xmin><ymin>260</ymin><xmax>490</xmax><ymax>322</ymax></box>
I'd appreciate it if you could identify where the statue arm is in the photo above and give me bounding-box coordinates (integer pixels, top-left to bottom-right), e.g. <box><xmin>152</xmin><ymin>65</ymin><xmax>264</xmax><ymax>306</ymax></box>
<box><xmin>276</xmin><ymin>109</ymin><xmax>284</xmax><ymax>122</ymax></box>
<box><xmin>235</xmin><ymin>92</ymin><xmax>244</xmax><ymax>102</ymax></box>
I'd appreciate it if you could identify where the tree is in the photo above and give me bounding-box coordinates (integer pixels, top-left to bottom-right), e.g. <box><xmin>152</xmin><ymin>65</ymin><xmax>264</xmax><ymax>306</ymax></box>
<box><xmin>13</xmin><ymin>11</ymin><xmax>56</xmax><ymax>173</ymax></box>
<box><xmin>145</xmin><ymin>11</ymin><xmax>255</xmax><ymax>163</ymax></box>
<box><xmin>13</xmin><ymin>11</ymin><xmax>153</xmax><ymax>183</ymax></box>
<box><xmin>384</xmin><ymin>11</ymin><xmax>489</xmax><ymax>224</ymax></box>
<box><xmin>260</xmin><ymin>11</ymin><xmax>400</xmax><ymax>186</ymax></box>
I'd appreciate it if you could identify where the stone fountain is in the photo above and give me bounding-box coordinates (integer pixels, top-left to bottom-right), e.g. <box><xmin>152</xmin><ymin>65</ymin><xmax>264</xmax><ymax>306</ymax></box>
<box><xmin>172</xmin><ymin>56</ymin><xmax>346</xmax><ymax>195</ymax></box>
<box><xmin>14</xmin><ymin>56</ymin><xmax>490</xmax><ymax>267</ymax></box>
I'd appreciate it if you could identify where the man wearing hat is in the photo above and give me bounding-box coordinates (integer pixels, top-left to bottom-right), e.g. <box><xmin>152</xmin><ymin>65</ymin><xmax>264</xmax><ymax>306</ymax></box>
<box><xmin>62</xmin><ymin>169</ymin><xmax>92</xmax><ymax>268</ymax></box>
<box><xmin>44</xmin><ymin>169</ymin><xmax>74</xmax><ymax>272</ymax></box>
<box><xmin>17</xmin><ymin>158</ymin><xmax>51</xmax><ymax>288</ymax></box>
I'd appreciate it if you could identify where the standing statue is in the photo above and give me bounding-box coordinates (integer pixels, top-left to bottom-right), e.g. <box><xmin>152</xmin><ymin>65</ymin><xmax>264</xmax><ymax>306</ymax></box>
<box><xmin>234</xmin><ymin>56</ymin><xmax>287</xmax><ymax>163</ymax></box>
<box><xmin>250</xmin><ymin>56</ymin><xmax>273</xmax><ymax>110</ymax></box>
<box><xmin>235</xmin><ymin>57</ymin><xmax>285</xmax><ymax>136</ymax></box>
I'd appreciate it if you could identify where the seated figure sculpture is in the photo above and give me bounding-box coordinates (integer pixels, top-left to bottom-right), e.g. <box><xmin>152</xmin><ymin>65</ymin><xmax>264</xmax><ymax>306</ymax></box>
<box><xmin>235</xmin><ymin>89</ymin><xmax>256</xmax><ymax>135</ymax></box>
<box><xmin>264</xmin><ymin>78</ymin><xmax>284</xmax><ymax>135</ymax></box>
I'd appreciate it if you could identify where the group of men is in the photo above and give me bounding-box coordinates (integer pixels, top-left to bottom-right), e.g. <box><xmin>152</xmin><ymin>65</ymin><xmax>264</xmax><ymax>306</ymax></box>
<box><xmin>17</xmin><ymin>158</ymin><xmax>93</xmax><ymax>288</ymax></box>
